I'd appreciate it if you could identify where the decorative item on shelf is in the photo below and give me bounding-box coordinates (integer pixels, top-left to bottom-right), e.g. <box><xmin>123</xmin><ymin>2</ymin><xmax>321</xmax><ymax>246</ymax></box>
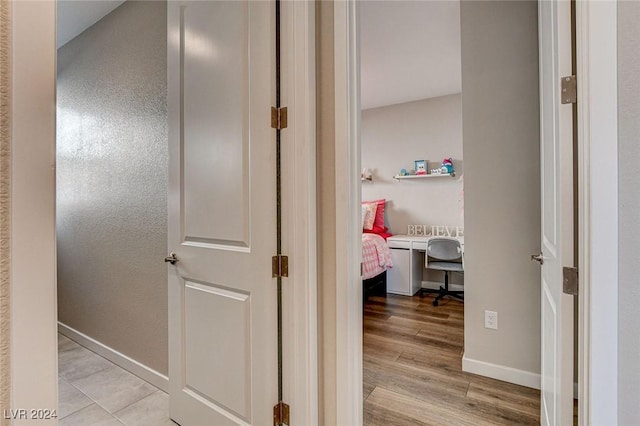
<box><xmin>394</xmin><ymin>158</ymin><xmax>457</xmax><ymax>180</ymax></box>
<box><xmin>440</xmin><ymin>157</ymin><xmax>455</xmax><ymax>174</ymax></box>
<box><xmin>361</xmin><ymin>167</ymin><xmax>373</xmax><ymax>182</ymax></box>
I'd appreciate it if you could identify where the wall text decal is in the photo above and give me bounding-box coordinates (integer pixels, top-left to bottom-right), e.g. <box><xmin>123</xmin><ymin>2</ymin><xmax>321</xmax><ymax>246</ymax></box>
<box><xmin>407</xmin><ymin>225</ymin><xmax>464</xmax><ymax>238</ymax></box>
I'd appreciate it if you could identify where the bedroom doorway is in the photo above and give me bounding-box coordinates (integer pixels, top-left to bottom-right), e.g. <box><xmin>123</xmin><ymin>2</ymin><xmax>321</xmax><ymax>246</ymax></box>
<box><xmin>355</xmin><ymin>1</ymin><xmax>575</xmax><ymax>424</ymax></box>
<box><xmin>358</xmin><ymin>1</ymin><xmax>484</xmax><ymax>423</ymax></box>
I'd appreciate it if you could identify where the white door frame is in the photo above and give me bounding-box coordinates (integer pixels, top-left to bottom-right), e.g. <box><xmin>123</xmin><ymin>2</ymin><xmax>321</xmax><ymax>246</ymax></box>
<box><xmin>4</xmin><ymin>0</ymin><xmax>58</xmax><ymax>417</ymax></box>
<box><xmin>330</xmin><ymin>0</ymin><xmax>619</xmax><ymax>424</ymax></box>
<box><xmin>332</xmin><ymin>1</ymin><xmax>363</xmax><ymax>424</ymax></box>
<box><xmin>5</xmin><ymin>2</ymin><xmax>318</xmax><ymax>424</ymax></box>
<box><xmin>280</xmin><ymin>1</ymin><xmax>319</xmax><ymax>424</ymax></box>
<box><xmin>575</xmin><ymin>1</ymin><xmax>618</xmax><ymax>424</ymax></box>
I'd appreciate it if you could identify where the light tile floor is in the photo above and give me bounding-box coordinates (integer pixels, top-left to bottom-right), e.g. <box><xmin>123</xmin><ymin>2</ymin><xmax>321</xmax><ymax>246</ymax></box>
<box><xmin>58</xmin><ymin>334</ymin><xmax>176</xmax><ymax>426</ymax></box>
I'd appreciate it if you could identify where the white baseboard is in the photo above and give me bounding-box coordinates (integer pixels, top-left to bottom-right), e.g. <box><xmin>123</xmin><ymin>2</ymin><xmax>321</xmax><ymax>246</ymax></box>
<box><xmin>462</xmin><ymin>354</ymin><xmax>541</xmax><ymax>390</ymax></box>
<box><xmin>58</xmin><ymin>322</ymin><xmax>168</xmax><ymax>392</ymax></box>
<box><xmin>421</xmin><ymin>280</ymin><xmax>464</xmax><ymax>292</ymax></box>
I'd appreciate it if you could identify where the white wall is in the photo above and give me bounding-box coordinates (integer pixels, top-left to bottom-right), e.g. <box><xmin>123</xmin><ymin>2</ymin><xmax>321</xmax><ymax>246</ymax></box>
<box><xmin>460</xmin><ymin>0</ymin><xmax>542</xmax><ymax>384</ymax></box>
<box><xmin>361</xmin><ymin>94</ymin><xmax>464</xmax><ymax>236</ymax></box>
<box><xmin>10</xmin><ymin>0</ymin><xmax>58</xmax><ymax>423</ymax></box>
<box><xmin>618</xmin><ymin>1</ymin><xmax>640</xmax><ymax>423</ymax></box>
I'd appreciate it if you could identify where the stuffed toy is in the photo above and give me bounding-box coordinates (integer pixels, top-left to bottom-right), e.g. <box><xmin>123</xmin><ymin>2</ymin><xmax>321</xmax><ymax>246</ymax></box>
<box><xmin>440</xmin><ymin>157</ymin><xmax>454</xmax><ymax>174</ymax></box>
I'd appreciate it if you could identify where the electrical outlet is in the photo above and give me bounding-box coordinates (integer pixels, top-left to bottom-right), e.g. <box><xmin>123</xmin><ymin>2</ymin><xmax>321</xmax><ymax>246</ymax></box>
<box><xmin>485</xmin><ymin>310</ymin><xmax>498</xmax><ymax>330</ymax></box>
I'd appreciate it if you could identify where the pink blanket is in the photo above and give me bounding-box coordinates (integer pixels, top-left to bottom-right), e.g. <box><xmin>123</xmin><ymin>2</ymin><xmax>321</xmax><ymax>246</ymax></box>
<box><xmin>362</xmin><ymin>233</ymin><xmax>393</xmax><ymax>280</ymax></box>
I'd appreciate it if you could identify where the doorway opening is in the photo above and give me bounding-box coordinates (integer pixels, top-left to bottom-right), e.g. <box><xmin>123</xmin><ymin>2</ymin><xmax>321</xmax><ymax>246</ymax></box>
<box><xmin>354</xmin><ymin>1</ymin><xmax>578</xmax><ymax>424</ymax></box>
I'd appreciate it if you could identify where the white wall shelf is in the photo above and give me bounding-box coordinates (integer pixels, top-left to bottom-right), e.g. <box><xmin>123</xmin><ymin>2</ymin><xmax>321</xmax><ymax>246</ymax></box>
<box><xmin>393</xmin><ymin>172</ymin><xmax>455</xmax><ymax>180</ymax></box>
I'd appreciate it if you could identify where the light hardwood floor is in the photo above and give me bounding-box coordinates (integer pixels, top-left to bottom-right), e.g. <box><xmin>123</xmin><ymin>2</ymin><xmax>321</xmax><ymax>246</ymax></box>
<box><xmin>363</xmin><ymin>294</ymin><xmax>541</xmax><ymax>426</ymax></box>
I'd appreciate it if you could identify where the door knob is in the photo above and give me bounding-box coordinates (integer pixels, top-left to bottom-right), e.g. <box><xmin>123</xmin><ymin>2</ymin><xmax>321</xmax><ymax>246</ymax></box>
<box><xmin>164</xmin><ymin>252</ymin><xmax>178</xmax><ymax>265</ymax></box>
<box><xmin>531</xmin><ymin>253</ymin><xmax>544</xmax><ymax>265</ymax></box>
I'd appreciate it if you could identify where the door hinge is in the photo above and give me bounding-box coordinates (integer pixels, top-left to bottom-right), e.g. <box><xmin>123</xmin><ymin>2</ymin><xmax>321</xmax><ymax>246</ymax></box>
<box><xmin>563</xmin><ymin>266</ymin><xmax>578</xmax><ymax>296</ymax></box>
<box><xmin>271</xmin><ymin>106</ymin><xmax>288</xmax><ymax>129</ymax></box>
<box><xmin>272</xmin><ymin>255</ymin><xmax>289</xmax><ymax>278</ymax></box>
<box><xmin>561</xmin><ymin>75</ymin><xmax>577</xmax><ymax>104</ymax></box>
<box><xmin>273</xmin><ymin>402</ymin><xmax>290</xmax><ymax>426</ymax></box>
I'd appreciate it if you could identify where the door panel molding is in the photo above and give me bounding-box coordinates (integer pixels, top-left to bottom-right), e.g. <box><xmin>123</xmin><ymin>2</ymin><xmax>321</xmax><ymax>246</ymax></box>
<box><xmin>184</xmin><ymin>280</ymin><xmax>251</xmax><ymax>420</ymax></box>
<box><xmin>181</xmin><ymin>2</ymin><xmax>251</xmax><ymax>249</ymax></box>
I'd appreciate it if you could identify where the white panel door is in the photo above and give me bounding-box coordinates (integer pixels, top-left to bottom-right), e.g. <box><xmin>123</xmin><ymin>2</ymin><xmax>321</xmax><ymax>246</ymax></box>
<box><xmin>538</xmin><ymin>1</ymin><xmax>574</xmax><ymax>425</ymax></box>
<box><xmin>167</xmin><ymin>2</ymin><xmax>276</xmax><ymax>425</ymax></box>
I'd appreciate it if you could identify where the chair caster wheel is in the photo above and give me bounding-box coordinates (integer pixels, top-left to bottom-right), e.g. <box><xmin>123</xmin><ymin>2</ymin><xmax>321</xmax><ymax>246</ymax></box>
<box><xmin>432</xmin><ymin>300</ymin><xmax>439</xmax><ymax>307</ymax></box>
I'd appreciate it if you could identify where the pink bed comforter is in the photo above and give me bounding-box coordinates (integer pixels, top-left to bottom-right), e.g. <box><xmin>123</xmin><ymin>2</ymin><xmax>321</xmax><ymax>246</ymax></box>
<box><xmin>362</xmin><ymin>233</ymin><xmax>393</xmax><ymax>280</ymax></box>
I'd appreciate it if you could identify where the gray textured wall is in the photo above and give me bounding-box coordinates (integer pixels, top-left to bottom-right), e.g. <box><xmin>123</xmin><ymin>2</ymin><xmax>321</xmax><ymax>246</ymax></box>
<box><xmin>461</xmin><ymin>0</ymin><xmax>542</xmax><ymax>374</ymax></box>
<box><xmin>57</xmin><ymin>1</ymin><xmax>168</xmax><ymax>375</ymax></box>
<box><xmin>618</xmin><ymin>1</ymin><xmax>640</xmax><ymax>423</ymax></box>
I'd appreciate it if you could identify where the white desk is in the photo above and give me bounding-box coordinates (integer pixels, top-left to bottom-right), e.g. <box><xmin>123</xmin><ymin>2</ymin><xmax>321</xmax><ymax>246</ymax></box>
<box><xmin>386</xmin><ymin>235</ymin><xmax>464</xmax><ymax>296</ymax></box>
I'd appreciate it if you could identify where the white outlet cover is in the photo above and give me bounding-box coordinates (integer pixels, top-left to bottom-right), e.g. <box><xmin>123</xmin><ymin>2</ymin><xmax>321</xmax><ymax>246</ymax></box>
<box><xmin>485</xmin><ymin>310</ymin><xmax>498</xmax><ymax>330</ymax></box>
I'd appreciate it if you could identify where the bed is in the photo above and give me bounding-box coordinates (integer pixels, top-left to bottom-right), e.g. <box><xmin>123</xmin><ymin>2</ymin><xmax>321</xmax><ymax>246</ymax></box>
<box><xmin>362</xmin><ymin>233</ymin><xmax>393</xmax><ymax>300</ymax></box>
<box><xmin>361</xmin><ymin>198</ymin><xmax>393</xmax><ymax>300</ymax></box>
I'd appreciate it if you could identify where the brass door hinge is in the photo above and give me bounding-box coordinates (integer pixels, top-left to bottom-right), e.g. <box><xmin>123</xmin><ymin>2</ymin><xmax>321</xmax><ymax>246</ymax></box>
<box><xmin>561</xmin><ymin>75</ymin><xmax>577</xmax><ymax>104</ymax></box>
<box><xmin>272</xmin><ymin>255</ymin><xmax>289</xmax><ymax>278</ymax></box>
<box><xmin>271</xmin><ymin>107</ymin><xmax>288</xmax><ymax>129</ymax></box>
<box><xmin>273</xmin><ymin>402</ymin><xmax>290</xmax><ymax>426</ymax></box>
<box><xmin>563</xmin><ymin>266</ymin><xmax>578</xmax><ymax>295</ymax></box>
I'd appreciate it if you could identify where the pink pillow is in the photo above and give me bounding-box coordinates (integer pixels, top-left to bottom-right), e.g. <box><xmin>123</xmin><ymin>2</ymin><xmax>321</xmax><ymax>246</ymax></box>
<box><xmin>362</xmin><ymin>203</ymin><xmax>377</xmax><ymax>230</ymax></box>
<box><xmin>362</xmin><ymin>199</ymin><xmax>386</xmax><ymax>233</ymax></box>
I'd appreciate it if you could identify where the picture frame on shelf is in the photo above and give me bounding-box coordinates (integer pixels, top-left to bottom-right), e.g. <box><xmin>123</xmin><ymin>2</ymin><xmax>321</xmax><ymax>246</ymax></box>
<box><xmin>414</xmin><ymin>160</ymin><xmax>427</xmax><ymax>175</ymax></box>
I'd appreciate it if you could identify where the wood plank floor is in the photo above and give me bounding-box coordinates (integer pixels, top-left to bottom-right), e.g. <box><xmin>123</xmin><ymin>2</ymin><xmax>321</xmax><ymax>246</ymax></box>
<box><xmin>363</xmin><ymin>294</ymin><xmax>541</xmax><ymax>426</ymax></box>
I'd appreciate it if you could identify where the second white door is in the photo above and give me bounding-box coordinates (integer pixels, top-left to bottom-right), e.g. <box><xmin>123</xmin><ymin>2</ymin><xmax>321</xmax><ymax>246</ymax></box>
<box><xmin>167</xmin><ymin>2</ymin><xmax>277</xmax><ymax>425</ymax></box>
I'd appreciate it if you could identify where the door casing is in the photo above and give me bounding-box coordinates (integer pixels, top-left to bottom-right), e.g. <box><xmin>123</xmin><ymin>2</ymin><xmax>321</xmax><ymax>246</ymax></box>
<box><xmin>575</xmin><ymin>1</ymin><xmax>619</xmax><ymax>424</ymax></box>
